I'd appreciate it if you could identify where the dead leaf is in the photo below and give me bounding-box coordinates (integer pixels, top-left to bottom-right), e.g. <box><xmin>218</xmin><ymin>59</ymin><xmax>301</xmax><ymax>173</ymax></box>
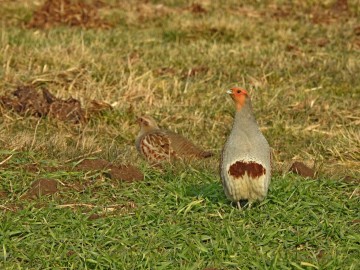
<box><xmin>289</xmin><ymin>161</ymin><xmax>315</xmax><ymax>178</ymax></box>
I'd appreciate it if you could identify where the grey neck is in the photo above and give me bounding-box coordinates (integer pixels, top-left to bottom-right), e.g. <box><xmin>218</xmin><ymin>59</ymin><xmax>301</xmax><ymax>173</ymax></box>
<box><xmin>234</xmin><ymin>98</ymin><xmax>256</xmax><ymax>124</ymax></box>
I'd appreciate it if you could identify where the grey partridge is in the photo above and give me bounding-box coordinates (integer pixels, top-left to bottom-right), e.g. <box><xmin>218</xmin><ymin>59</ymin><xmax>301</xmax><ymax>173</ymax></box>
<box><xmin>220</xmin><ymin>87</ymin><xmax>271</xmax><ymax>209</ymax></box>
<box><xmin>135</xmin><ymin>115</ymin><xmax>213</xmax><ymax>164</ymax></box>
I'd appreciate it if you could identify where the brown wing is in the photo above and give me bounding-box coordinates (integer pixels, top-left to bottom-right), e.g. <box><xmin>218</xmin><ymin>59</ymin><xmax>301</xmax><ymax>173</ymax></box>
<box><xmin>165</xmin><ymin>131</ymin><xmax>213</xmax><ymax>158</ymax></box>
<box><xmin>139</xmin><ymin>132</ymin><xmax>177</xmax><ymax>162</ymax></box>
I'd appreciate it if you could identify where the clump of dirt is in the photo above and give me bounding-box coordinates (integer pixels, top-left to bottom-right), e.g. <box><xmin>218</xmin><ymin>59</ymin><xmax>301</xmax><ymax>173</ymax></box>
<box><xmin>106</xmin><ymin>165</ymin><xmax>144</xmax><ymax>182</ymax></box>
<box><xmin>0</xmin><ymin>190</ymin><xmax>8</xmax><ymax>199</ymax></box>
<box><xmin>75</xmin><ymin>159</ymin><xmax>144</xmax><ymax>182</ymax></box>
<box><xmin>187</xmin><ymin>3</ymin><xmax>207</xmax><ymax>14</ymax></box>
<box><xmin>343</xmin><ymin>176</ymin><xmax>359</xmax><ymax>183</ymax></box>
<box><xmin>66</xmin><ymin>250</ymin><xmax>76</xmax><ymax>257</ymax></box>
<box><xmin>22</xmin><ymin>178</ymin><xmax>59</xmax><ymax>200</ymax></box>
<box><xmin>20</xmin><ymin>163</ymin><xmax>40</xmax><ymax>173</ymax></box>
<box><xmin>75</xmin><ymin>159</ymin><xmax>110</xmax><ymax>171</ymax></box>
<box><xmin>331</xmin><ymin>0</ymin><xmax>348</xmax><ymax>13</ymax></box>
<box><xmin>27</xmin><ymin>0</ymin><xmax>112</xmax><ymax>29</ymax></box>
<box><xmin>48</xmin><ymin>98</ymin><xmax>86</xmax><ymax>123</ymax></box>
<box><xmin>311</xmin><ymin>0</ymin><xmax>351</xmax><ymax>25</ymax></box>
<box><xmin>289</xmin><ymin>161</ymin><xmax>315</xmax><ymax>178</ymax></box>
<box><xmin>0</xmin><ymin>85</ymin><xmax>111</xmax><ymax>124</ymax></box>
<box><xmin>0</xmin><ymin>86</ymin><xmax>54</xmax><ymax>117</ymax></box>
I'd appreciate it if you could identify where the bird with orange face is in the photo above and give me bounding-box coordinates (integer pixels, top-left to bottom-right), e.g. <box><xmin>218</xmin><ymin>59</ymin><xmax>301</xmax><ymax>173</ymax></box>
<box><xmin>220</xmin><ymin>87</ymin><xmax>271</xmax><ymax>209</ymax></box>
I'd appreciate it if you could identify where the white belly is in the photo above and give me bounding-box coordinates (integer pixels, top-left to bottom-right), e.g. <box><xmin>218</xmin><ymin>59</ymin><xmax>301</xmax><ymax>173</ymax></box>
<box><xmin>221</xmin><ymin>155</ymin><xmax>271</xmax><ymax>203</ymax></box>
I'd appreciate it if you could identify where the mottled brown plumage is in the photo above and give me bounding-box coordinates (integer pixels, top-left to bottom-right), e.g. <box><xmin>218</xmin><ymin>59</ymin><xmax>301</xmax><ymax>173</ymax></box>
<box><xmin>135</xmin><ymin>115</ymin><xmax>213</xmax><ymax>164</ymax></box>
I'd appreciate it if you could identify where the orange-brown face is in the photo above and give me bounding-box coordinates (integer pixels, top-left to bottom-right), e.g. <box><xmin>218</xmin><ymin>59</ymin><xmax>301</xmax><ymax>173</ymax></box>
<box><xmin>136</xmin><ymin>115</ymin><xmax>159</xmax><ymax>133</ymax></box>
<box><xmin>227</xmin><ymin>87</ymin><xmax>248</xmax><ymax>110</ymax></box>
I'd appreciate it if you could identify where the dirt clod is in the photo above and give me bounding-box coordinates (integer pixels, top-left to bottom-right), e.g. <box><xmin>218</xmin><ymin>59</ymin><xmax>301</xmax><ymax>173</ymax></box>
<box><xmin>75</xmin><ymin>159</ymin><xmax>111</xmax><ymax>171</ymax></box>
<box><xmin>289</xmin><ymin>161</ymin><xmax>315</xmax><ymax>178</ymax></box>
<box><xmin>0</xmin><ymin>85</ymin><xmax>103</xmax><ymax>124</ymax></box>
<box><xmin>21</xmin><ymin>163</ymin><xmax>40</xmax><ymax>173</ymax></box>
<box><xmin>66</xmin><ymin>250</ymin><xmax>76</xmax><ymax>257</ymax></box>
<box><xmin>188</xmin><ymin>3</ymin><xmax>207</xmax><ymax>14</ymax></box>
<box><xmin>331</xmin><ymin>0</ymin><xmax>348</xmax><ymax>13</ymax></box>
<box><xmin>106</xmin><ymin>164</ymin><xmax>144</xmax><ymax>182</ymax></box>
<box><xmin>0</xmin><ymin>190</ymin><xmax>8</xmax><ymax>199</ymax></box>
<box><xmin>27</xmin><ymin>0</ymin><xmax>112</xmax><ymax>29</ymax></box>
<box><xmin>48</xmin><ymin>98</ymin><xmax>86</xmax><ymax>123</ymax></box>
<box><xmin>342</xmin><ymin>176</ymin><xmax>359</xmax><ymax>183</ymax></box>
<box><xmin>88</xmin><ymin>213</ymin><xmax>103</xmax><ymax>220</ymax></box>
<box><xmin>23</xmin><ymin>178</ymin><xmax>58</xmax><ymax>200</ymax></box>
<box><xmin>0</xmin><ymin>86</ymin><xmax>53</xmax><ymax>117</ymax></box>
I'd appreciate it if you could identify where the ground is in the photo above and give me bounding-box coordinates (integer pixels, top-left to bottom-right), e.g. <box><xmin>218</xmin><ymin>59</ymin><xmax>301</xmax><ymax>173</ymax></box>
<box><xmin>0</xmin><ymin>0</ymin><xmax>359</xmax><ymax>269</ymax></box>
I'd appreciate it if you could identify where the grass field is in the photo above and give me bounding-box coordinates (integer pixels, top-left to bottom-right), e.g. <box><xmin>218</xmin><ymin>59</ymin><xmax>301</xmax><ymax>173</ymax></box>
<box><xmin>0</xmin><ymin>0</ymin><xmax>359</xmax><ymax>269</ymax></box>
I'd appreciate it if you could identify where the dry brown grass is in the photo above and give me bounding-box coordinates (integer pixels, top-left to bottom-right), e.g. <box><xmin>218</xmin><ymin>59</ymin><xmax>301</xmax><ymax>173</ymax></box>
<box><xmin>0</xmin><ymin>0</ymin><xmax>359</xmax><ymax>179</ymax></box>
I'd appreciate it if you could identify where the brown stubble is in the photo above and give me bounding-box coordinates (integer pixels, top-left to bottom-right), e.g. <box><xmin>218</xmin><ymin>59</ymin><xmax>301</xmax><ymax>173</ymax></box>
<box><xmin>0</xmin><ymin>0</ymin><xmax>359</xmax><ymax>179</ymax></box>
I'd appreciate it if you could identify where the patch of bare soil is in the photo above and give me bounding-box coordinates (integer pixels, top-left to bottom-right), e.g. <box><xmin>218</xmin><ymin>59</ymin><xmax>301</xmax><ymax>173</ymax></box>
<box><xmin>75</xmin><ymin>159</ymin><xmax>144</xmax><ymax>182</ymax></box>
<box><xmin>0</xmin><ymin>190</ymin><xmax>8</xmax><ymax>199</ymax></box>
<box><xmin>27</xmin><ymin>0</ymin><xmax>112</xmax><ymax>29</ymax></box>
<box><xmin>0</xmin><ymin>86</ymin><xmax>53</xmax><ymax>117</ymax></box>
<box><xmin>0</xmin><ymin>85</ymin><xmax>112</xmax><ymax>123</ymax></box>
<box><xmin>22</xmin><ymin>178</ymin><xmax>59</xmax><ymax>200</ymax></box>
<box><xmin>264</xmin><ymin>0</ymin><xmax>353</xmax><ymax>24</ymax></box>
<box><xmin>106</xmin><ymin>164</ymin><xmax>144</xmax><ymax>182</ymax></box>
<box><xmin>289</xmin><ymin>161</ymin><xmax>315</xmax><ymax>179</ymax></box>
<box><xmin>75</xmin><ymin>159</ymin><xmax>110</xmax><ymax>171</ymax></box>
<box><xmin>48</xmin><ymin>98</ymin><xmax>86</xmax><ymax>123</ymax></box>
<box><xmin>311</xmin><ymin>0</ymin><xmax>351</xmax><ymax>24</ymax></box>
<box><xmin>187</xmin><ymin>3</ymin><xmax>207</xmax><ymax>14</ymax></box>
<box><xmin>342</xmin><ymin>176</ymin><xmax>359</xmax><ymax>183</ymax></box>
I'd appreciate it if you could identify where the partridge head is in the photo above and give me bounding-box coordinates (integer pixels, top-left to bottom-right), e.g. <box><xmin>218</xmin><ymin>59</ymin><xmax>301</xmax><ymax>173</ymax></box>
<box><xmin>220</xmin><ymin>87</ymin><xmax>271</xmax><ymax>209</ymax></box>
<box><xmin>136</xmin><ymin>115</ymin><xmax>213</xmax><ymax>165</ymax></box>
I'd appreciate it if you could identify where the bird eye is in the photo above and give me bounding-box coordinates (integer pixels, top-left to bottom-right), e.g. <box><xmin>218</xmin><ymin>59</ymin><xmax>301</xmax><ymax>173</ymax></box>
<box><xmin>237</xmin><ymin>90</ymin><xmax>241</xmax><ymax>94</ymax></box>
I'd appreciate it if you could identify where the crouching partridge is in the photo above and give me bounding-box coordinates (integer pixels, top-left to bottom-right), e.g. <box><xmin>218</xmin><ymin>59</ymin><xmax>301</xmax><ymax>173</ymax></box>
<box><xmin>220</xmin><ymin>87</ymin><xmax>271</xmax><ymax>209</ymax></box>
<box><xmin>136</xmin><ymin>115</ymin><xmax>213</xmax><ymax>164</ymax></box>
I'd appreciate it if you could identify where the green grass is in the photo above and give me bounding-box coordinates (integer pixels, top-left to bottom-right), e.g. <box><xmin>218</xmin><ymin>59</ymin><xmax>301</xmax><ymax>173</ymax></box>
<box><xmin>1</xmin><ymin>156</ymin><xmax>359</xmax><ymax>269</ymax></box>
<box><xmin>1</xmin><ymin>0</ymin><xmax>359</xmax><ymax>269</ymax></box>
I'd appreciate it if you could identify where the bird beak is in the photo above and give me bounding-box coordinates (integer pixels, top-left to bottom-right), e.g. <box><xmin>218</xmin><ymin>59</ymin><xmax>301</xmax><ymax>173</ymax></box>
<box><xmin>226</xmin><ymin>89</ymin><xmax>233</xmax><ymax>94</ymax></box>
